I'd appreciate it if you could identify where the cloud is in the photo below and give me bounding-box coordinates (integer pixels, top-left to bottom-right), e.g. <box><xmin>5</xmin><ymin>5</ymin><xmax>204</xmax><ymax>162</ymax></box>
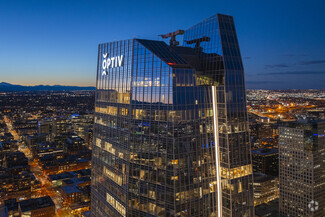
<box><xmin>258</xmin><ymin>70</ymin><xmax>325</xmax><ymax>75</ymax></box>
<box><xmin>298</xmin><ymin>60</ymin><xmax>325</xmax><ymax>65</ymax></box>
<box><xmin>264</xmin><ymin>64</ymin><xmax>289</xmax><ymax>69</ymax></box>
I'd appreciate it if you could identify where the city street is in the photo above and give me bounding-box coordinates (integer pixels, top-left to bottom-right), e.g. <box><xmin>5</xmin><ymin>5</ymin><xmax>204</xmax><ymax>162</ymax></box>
<box><xmin>3</xmin><ymin>116</ymin><xmax>73</xmax><ymax>217</ymax></box>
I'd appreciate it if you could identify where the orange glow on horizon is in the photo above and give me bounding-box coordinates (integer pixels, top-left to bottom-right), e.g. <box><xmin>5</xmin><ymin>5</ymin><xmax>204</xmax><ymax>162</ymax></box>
<box><xmin>2</xmin><ymin>81</ymin><xmax>95</xmax><ymax>87</ymax></box>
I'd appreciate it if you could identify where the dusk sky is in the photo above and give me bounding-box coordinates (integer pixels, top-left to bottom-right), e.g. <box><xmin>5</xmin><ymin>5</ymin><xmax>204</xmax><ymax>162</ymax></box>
<box><xmin>0</xmin><ymin>0</ymin><xmax>324</xmax><ymax>89</ymax></box>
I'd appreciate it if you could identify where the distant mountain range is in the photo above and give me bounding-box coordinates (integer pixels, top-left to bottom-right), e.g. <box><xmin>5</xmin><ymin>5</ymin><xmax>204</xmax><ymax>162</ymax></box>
<box><xmin>0</xmin><ymin>82</ymin><xmax>95</xmax><ymax>91</ymax></box>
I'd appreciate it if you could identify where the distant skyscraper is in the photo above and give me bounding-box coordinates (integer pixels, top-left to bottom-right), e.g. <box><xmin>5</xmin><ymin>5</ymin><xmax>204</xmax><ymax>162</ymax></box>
<box><xmin>279</xmin><ymin>121</ymin><xmax>325</xmax><ymax>217</ymax></box>
<box><xmin>91</xmin><ymin>14</ymin><xmax>254</xmax><ymax>217</ymax></box>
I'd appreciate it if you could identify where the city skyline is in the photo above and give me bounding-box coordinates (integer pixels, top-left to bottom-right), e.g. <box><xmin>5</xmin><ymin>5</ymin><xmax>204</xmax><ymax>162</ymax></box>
<box><xmin>1</xmin><ymin>0</ymin><xmax>325</xmax><ymax>89</ymax></box>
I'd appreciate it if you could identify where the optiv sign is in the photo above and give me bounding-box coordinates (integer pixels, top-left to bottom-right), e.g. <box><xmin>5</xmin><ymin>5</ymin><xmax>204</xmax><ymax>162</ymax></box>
<box><xmin>102</xmin><ymin>53</ymin><xmax>124</xmax><ymax>75</ymax></box>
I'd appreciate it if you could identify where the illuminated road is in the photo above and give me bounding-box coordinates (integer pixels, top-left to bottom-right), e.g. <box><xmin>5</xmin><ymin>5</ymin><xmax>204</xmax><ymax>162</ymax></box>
<box><xmin>249</xmin><ymin>110</ymin><xmax>271</xmax><ymax>118</ymax></box>
<box><xmin>248</xmin><ymin>104</ymin><xmax>316</xmax><ymax>121</ymax></box>
<box><xmin>30</xmin><ymin>161</ymin><xmax>73</xmax><ymax>217</ymax></box>
<box><xmin>3</xmin><ymin>116</ymin><xmax>73</xmax><ymax>217</ymax></box>
<box><xmin>3</xmin><ymin>116</ymin><xmax>19</xmax><ymax>141</ymax></box>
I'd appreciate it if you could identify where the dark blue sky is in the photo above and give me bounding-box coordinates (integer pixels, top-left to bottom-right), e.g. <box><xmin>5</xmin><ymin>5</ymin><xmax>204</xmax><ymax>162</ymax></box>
<box><xmin>0</xmin><ymin>0</ymin><xmax>324</xmax><ymax>89</ymax></box>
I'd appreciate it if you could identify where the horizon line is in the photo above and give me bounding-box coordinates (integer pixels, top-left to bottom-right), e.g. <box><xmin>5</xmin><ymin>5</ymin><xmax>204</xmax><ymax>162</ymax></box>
<box><xmin>1</xmin><ymin>82</ymin><xmax>324</xmax><ymax>91</ymax></box>
<box><xmin>0</xmin><ymin>82</ymin><xmax>95</xmax><ymax>88</ymax></box>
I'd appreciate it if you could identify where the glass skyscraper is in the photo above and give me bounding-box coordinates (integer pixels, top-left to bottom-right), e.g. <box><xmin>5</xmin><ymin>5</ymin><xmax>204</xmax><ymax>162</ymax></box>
<box><xmin>91</xmin><ymin>14</ymin><xmax>254</xmax><ymax>217</ymax></box>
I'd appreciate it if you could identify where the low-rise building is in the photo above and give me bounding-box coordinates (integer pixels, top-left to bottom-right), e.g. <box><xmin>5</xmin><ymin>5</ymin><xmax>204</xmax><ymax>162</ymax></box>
<box><xmin>42</xmin><ymin>158</ymin><xmax>90</xmax><ymax>175</ymax></box>
<box><xmin>4</xmin><ymin>198</ymin><xmax>18</xmax><ymax>217</ymax></box>
<box><xmin>25</xmin><ymin>134</ymin><xmax>48</xmax><ymax>150</ymax></box>
<box><xmin>3</xmin><ymin>152</ymin><xmax>29</xmax><ymax>175</ymax></box>
<box><xmin>253</xmin><ymin>173</ymin><xmax>279</xmax><ymax>206</ymax></box>
<box><xmin>255</xmin><ymin>199</ymin><xmax>279</xmax><ymax>217</ymax></box>
<box><xmin>18</xmin><ymin>196</ymin><xmax>55</xmax><ymax>217</ymax></box>
<box><xmin>31</xmin><ymin>142</ymin><xmax>63</xmax><ymax>160</ymax></box>
<box><xmin>64</xmin><ymin>136</ymin><xmax>86</xmax><ymax>155</ymax></box>
<box><xmin>48</xmin><ymin>169</ymin><xmax>91</xmax><ymax>187</ymax></box>
<box><xmin>0</xmin><ymin>171</ymin><xmax>32</xmax><ymax>201</ymax></box>
<box><xmin>61</xmin><ymin>185</ymin><xmax>82</xmax><ymax>204</ymax></box>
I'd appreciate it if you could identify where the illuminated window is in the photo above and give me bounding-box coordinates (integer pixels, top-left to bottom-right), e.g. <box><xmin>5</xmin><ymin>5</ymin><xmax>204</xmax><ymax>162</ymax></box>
<box><xmin>221</xmin><ymin>164</ymin><xmax>253</xmax><ymax>179</ymax></box>
<box><xmin>107</xmin><ymin>106</ymin><xmax>118</xmax><ymax>115</ymax></box>
<box><xmin>134</xmin><ymin>109</ymin><xmax>146</xmax><ymax>119</ymax></box>
<box><xmin>171</xmin><ymin>176</ymin><xmax>178</xmax><ymax>180</ymax></box>
<box><xmin>119</xmin><ymin>108</ymin><xmax>128</xmax><ymax>116</ymax></box>
<box><xmin>117</xmin><ymin>92</ymin><xmax>130</xmax><ymax>104</ymax></box>
<box><xmin>104</xmin><ymin>166</ymin><xmax>122</xmax><ymax>186</ymax></box>
<box><xmin>106</xmin><ymin>192</ymin><xmax>126</xmax><ymax>216</ymax></box>
<box><xmin>95</xmin><ymin>138</ymin><xmax>102</xmax><ymax>147</ymax></box>
<box><xmin>104</xmin><ymin>142</ymin><xmax>116</xmax><ymax>155</ymax></box>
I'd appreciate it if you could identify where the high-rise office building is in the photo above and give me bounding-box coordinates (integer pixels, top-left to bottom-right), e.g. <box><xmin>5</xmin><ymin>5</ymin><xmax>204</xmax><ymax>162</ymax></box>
<box><xmin>91</xmin><ymin>14</ymin><xmax>254</xmax><ymax>217</ymax></box>
<box><xmin>279</xmin><ymin>121</ymin><xmax>325</xmax><ymax>217</ymax></box>
<box><xmin>252</xmin><ymin>148</ymin><xmax>278</xmax><ymax>177</ymax></box>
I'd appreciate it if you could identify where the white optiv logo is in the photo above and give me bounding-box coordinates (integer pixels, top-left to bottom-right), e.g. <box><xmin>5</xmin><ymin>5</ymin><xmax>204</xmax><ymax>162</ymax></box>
<box><xmin>308</xmin><ymin>200</ymin><xmax>319</xmax><ymax>212</ymax></box>
<box><xmin>102</xmin><ymin>53</ymin><xmax>124</xmax><ymax>75</ymax></box>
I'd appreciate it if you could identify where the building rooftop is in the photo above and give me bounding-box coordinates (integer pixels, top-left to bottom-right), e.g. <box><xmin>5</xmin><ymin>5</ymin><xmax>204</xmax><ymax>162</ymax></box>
<box><xmin>82</xmin><ymin>211</ymin><xmax>91</xmax><ymax>217</ymax></box>
<box><xmin>62</xmin><ymin>185</ymin><xmax>81</xmax><ymax>194</ymax></box>
<box><xmin>49</xmin><ymin>172</ymin><xmax>74</xmax><ymax>181</ymax></box>
<box><xmin>43</xmin><ymin>155</ymin><xmax>90</xmax><ymax>167</ymax></box>
<box><xmin>19</xmin><ymin>196</ymin><xmax>55</xmax><ymax>213</ymax></box>
<box><xmin>255</xmin><ymin>199</ymin><xmax>279</xmax><ymax>217</ymax></box>
<box><xmin>76</xmin><ymin>169</ymin><xmax>91</xmax><ymax>177</ymax></box>
<box><xmin>252</xmin><ymin>148</ymin><xmax>278</xmax><ymax>156</ymax></box>
<box><xmin>48</xmin><ymin>168</ymin><xmax>91</xmax><ymax>181</ymax></box>
<box><xmin>281</xmin><ymin>119</ymin><xmax>325</xmax><ymax>130</ymax></box>
<box><xmin>63</xmin><ymin>179</ymin><xmax>74</xmax><ymax>185</ymax></box>
<box><xmin>4</xmin><ymin>133</ymin><xmax>13</xmax><ymax>138</ymax></box>
<box><xmin>253</xmin><ymin>173</ymin><xmax>277</xmax><ymax>183</ymax></box>
<box><xmin>26</xmin><ymin>133</ymin><xmax>47</xmax><ymax>139</ymax></box>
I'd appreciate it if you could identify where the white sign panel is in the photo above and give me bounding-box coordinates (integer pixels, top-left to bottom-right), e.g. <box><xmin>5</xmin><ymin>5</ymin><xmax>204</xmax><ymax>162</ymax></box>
<box><xmin>102</xmin><ymin>53</ymin><xmax>124</xmax><ymax>75</ymax></box>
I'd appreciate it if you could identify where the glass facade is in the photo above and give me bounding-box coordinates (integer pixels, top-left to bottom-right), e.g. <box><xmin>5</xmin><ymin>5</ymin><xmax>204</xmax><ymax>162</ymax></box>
<box><xmin>91</xmin><ymin>14</ymin><xmax>254</xmax><ymax>217</ymax></box>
